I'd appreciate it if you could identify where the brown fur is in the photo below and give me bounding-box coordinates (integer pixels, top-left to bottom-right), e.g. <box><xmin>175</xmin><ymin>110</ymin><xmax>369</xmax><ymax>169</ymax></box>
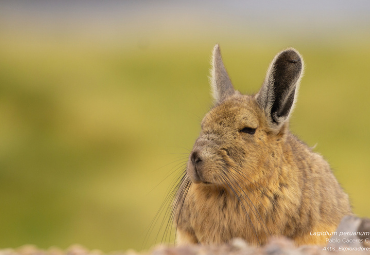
<box><xmin>173</xmin><ymin>45</ymin><xmax>351</xmax><ymax>246</ymax></box>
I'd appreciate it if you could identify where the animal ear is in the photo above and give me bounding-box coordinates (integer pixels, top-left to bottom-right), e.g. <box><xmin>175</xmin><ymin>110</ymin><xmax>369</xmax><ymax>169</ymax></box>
<box><xmin>256</xmin><ymin>48</ymin><xmax>304</xmax><ymax>131</ymax></box>
<box><xmin>210</xmin><ymin>44</ymin><xmax>235</xmax><ymax>103</ymax></box>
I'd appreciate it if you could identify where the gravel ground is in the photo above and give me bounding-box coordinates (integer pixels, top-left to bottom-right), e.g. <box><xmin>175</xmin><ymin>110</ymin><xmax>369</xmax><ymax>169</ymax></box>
<box><xmin>1</xmin><ymin>216</ymin><xmax>369</xmax><ymax>255</ymax></box>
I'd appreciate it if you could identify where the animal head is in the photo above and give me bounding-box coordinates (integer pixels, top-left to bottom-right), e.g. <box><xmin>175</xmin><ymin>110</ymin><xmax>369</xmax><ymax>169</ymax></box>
<box><xmin>187</xmin><ymin>45</ymin><xmax>304</xmax><ymax>187</ymax></box>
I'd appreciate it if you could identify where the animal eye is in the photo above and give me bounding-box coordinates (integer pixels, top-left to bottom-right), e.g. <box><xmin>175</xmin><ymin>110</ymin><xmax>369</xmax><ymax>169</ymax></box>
<box><xmin>239</xmin><ymin>127</ymin><xmax>256</xmax><ymax>135</ymax></box>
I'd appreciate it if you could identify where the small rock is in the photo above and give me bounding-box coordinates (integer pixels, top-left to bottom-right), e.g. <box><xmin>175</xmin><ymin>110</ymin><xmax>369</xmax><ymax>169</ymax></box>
<box><xmin>16</xmin><ymin>245</ymin><xmax>41</xmax><ymax>255</ymax></box>
<box><xmin>66</xmin><ymin>245</ymin><xmax>88</xmax><ymax>255</ymax></box>
<box><xmin>230</xmin><ymin>238</ymin><xmax>248</xmax><ymax>250</ymax></box>
<box><xmin>358</xmin><ymin>218</ymin><xmax>370</xmax><ymax>248</ymax></box>
<box><xmin>0</xmin><ymin>249</ymin><xmax>17</xmax><ymax>255</ymax></box>
<box><xmin>47</xmin><ymin>247</ymin><xmax>64</xmax><ymax>255</ymax></box>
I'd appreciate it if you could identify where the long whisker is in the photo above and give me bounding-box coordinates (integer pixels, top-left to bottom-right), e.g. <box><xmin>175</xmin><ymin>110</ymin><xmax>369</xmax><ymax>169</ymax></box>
<box><xmin>227</xmin><ymin>168</ymin><xmax>271</xmax><ymax>236</ymax></box>
<box><xmin>146</xmin><ymin>159</ymin><xmax>188</xmax><ymax>195</ymax></box>
<box><xmin>142</xmin><ymin>162</ymin><xmax>187</xmax><ymax>248</ymax></box>
<box><xmin>143</xmin><ymin>182</ymin><xmax>174</xmax><ymax>248</ymax></box>
<box><xmin>165</xmin><ymin>171</ymin><xmax>190</xmax><ymax>242</ymax></box>
<box><xmin>173</xmin><ymin>176</ymin><xmax>191</xmax><ymax>225</ymax></box>
<box><xmin>221</xmin><ymin>174</ymin><xmax>267</xmax><ymax>241</ymax></box>
<box><xmin>160</xmin><ymin>169</ymin><xmax>188</xmax><ymax>244</ymax></box>
<box><xmin>232</xmin><ymin>167</ymin><xmax>280</xmax><ymax>216</ymax></box>
<box><xmin>172</xmin><ymin>176</ymin><xmax>191</xmax><ymax>242</ymax></box>
<box><xmin>219</xmin><ymin>172</ymin><xmax>262</xmax><ymax>246</ymax></box>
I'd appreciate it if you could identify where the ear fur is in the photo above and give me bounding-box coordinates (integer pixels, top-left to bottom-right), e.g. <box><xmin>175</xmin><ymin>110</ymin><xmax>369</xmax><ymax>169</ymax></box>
<box><xmin>210</xmin><ymin>44</ymin><xmax>235</xmax><ymax>103</ymax></box>
<box><xmin>256</xmin><ymin>48</ymin><xmax>304</xmax><ymax>131</ymax></box>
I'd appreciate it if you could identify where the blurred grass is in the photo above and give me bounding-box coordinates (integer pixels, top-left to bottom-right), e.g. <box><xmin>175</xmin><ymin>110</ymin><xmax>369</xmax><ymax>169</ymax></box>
<box><xmin>0</xmin><ymin>28</ymin><xmax>369</xmax><ymax>253</ymax></box>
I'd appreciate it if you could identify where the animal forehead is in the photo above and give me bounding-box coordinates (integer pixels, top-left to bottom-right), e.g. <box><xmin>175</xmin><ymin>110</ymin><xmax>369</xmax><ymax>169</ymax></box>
<box><xmin>202</xmin><ymin>96</ymin><xmax>259</xmax><ymax>128</ymax></box>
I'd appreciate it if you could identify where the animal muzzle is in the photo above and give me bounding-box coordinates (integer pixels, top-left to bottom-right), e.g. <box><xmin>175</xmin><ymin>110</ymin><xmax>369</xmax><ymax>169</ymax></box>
<box><xmin>187</xmin><ymin>150</ymin><xmax>204</xmax><ymax>183</ymax></box>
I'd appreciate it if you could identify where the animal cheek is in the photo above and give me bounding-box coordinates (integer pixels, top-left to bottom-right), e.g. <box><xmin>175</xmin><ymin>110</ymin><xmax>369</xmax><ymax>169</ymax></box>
<box><xmin>220</xmin><ymin>149</ymin><xmax>238</xmax><ymax>168</ymax></box>
<box><xmin>200</xmin><ymin>160</ymin><xmax>217</xmax><ymax>177</ymax></box>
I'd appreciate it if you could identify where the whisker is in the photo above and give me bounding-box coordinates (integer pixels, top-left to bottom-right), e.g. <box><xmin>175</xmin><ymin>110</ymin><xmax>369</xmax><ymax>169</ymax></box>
<box><xmin>146</xmin><ymin>159</ymin><xmax>188</xmax><ymax>195</ymax></box>
<box><xmin>158</xmin><ymin>170</ymin><xmax>192</xmax><ymax>244</ymax></box>
<box><xmin>164</xmin><ymin>171</ymin><xmax>190</xmax><ymax>243</ymax></box>
<box><xmin>219</xmin><ymin>172</ymin><xmax>262</xmax><ymax>246</ymax></box>
<box><xmin>142</xmin><ymin>184</ymin><xmax>173</xmax><ymax>248</ymax></box>
<box><xmin>159</xmin><ymin>169</ymin><xmax>188</xmax><ymax>244</ymax></box>
<box><xmin>232</xmin><ymin>167</ymin><xmax>280</xmax><ymax>215</ymax></box>
<box><xmin>172</xmin><ymin>177</ymin><xmax>191</xmax><ymax>242</ymax></box>
<box><xmin>142</xmin><ymin>162</ymin><xmax>187</xmax><ymax>248</ymax></box>
<box><xmin>227</xmin><ymin>169</ymin><xmax>271</xmax><ymax>236</ymax></box>
<box><xmin>173</xmin><ymin>176</ymin><xmax>191</xmax><ymax>226</ymax></box>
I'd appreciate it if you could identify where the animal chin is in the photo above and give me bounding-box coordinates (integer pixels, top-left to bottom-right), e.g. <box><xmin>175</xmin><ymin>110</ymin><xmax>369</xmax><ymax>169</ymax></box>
<box><xmin>189</xmin><ymin>172</ymin><xmax>211</xmax><ymax>184</ymax></box>
<box><xmin>187</xmin><ymin>164</ymin><xmax>212</xmax><ymax>184</ymax></box>
<box><xmin>192</xmin><ymin>179</ymin><xmax>212</xmax><ymax>185</ymax></box>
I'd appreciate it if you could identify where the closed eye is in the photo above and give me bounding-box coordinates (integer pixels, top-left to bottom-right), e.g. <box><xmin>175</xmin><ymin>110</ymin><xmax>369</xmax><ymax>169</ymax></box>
<box><xmin>239</xmin><ymin>127</ymin><xmax>256</xmax><ymax>135</ymax></box>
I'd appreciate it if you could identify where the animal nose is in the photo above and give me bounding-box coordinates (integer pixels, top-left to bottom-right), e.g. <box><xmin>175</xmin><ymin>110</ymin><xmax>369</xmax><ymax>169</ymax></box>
<box><xmin>191</xmin><ymin>151</ymin><xmax>202</xmax><ymax>166</ymax></box>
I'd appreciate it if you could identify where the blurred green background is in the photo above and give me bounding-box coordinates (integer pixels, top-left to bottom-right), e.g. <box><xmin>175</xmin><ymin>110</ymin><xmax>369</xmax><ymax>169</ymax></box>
<box><xmin>0</xmin><ymin>1</ymin><xmax>370</xmax><ymax>253</ymax></box>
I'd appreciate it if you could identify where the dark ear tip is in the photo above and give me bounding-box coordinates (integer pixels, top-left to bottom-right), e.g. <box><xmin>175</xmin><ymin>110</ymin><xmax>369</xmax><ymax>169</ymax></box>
<box><xmin>280</xmin><ymin>48</ymin><xmax>302</xmax><ymax>65</ymax></box>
